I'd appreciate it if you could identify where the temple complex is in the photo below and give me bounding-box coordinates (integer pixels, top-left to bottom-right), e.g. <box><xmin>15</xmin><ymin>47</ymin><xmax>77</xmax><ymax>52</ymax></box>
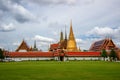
<box><xmin>2</xmin><ymin>21</ymin><xmax>120</xmax><ymax>61</ymax></box>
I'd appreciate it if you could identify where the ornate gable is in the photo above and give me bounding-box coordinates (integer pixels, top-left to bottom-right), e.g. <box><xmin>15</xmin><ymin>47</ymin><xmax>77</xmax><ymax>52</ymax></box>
<box><xmin>105</xmin><ymin>39</ymin><xmax>116</xmax><ymax>50</ymax></box>
<box><xmin>16</xmin><ymin>40</ymin><xmax>30</xmax><ymax>52</ymax></box>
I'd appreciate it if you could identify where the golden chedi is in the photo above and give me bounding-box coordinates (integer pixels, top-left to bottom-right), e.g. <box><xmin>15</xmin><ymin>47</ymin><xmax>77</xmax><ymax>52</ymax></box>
<box><xmin>67</xmin><ymin>21</ymin><xmax>78</xmax><ymax>52</ymax></box>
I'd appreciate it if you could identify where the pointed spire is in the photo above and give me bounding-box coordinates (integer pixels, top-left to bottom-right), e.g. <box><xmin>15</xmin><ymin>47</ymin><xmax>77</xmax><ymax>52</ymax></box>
<box><xmin>33</xmin><ymin>40</ymin><xmax>38</xmax><ymax>51</ymax></box>
<box><xmin>60</xmin><ymin>30</ymin><xmax>64</xmax><ymax>42</ymax></box>
<box><xmin>34</xmin><ymin>40</ymin><xmax>36</xmax><ymax>48</ymax></box>
<box><xmin>69</xmin><ymin>20</ymin><xmax>75</xmax><ymax>40</ymax></box>
<box><xmin>65</xmin><ymin>25</ymin><xmax>67</xmax><ymax>40</ymax></box>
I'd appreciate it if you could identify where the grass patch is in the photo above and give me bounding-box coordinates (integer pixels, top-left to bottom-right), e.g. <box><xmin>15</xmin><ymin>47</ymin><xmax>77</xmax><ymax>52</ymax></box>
<box><xmin>0</xmin><ymin>61</ymin><xmax>120</xmax><ymax>80</ymax></box>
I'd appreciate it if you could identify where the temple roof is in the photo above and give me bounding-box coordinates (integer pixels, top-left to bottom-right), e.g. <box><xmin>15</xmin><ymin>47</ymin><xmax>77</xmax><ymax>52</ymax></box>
<box><xmin>89</xmin><ymin>38</ymin><xmax>117</xmax><ymax>51</ymax></box>
<box><xmin>66</xmin><ymin>52</ymin><xmax>101</xmax><ymax>57</ymax></box>
<box><xmin>49</xmin><ymin>43</ymin><xmax>59</xmax><ymax>51</ymax></box>
<box><xmin>6</xmin><ymin>51</ymin><xmax>101</xmax><ymax>57</ymax></box>
<box><xmin>16</xmin><ymin>40</ymin><xmax>30</xmax><ymax>52</ymax></box>
<box><xmin>7</xmin><ymin>52</ymin><xmax>54</xmax><ymax>57</ymax></box>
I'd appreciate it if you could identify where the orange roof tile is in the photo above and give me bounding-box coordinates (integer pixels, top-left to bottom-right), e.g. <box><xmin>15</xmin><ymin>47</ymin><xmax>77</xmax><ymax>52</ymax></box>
<box><xmin>50</xmin><ymin>43</ymin><xmax>59</xmax><ymax>50</ymax></box>
<box><xmin>5</xmin><ymin>51</ymin><xmax>101</xmax><ymax>57</ymax></box>
<box><xmin>66</xmin><ymin>52</ymin><xmax>101</xmax><ymax>57</ymax></box>
<box><xmin>6</xmin><ymin>52</ymin><xmax>54</xmax><ymax>57</ymax></box>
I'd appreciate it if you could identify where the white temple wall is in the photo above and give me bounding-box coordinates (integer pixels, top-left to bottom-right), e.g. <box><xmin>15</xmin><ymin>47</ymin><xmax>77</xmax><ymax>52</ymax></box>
<box><xmin>7</xmin><ymin>57</ymin><xmax>54</xmax><ymax>61</ymax></box>
<box><xmin>6</xmin><ymin>56</ymin><xmax>101</xmax><ymax>61</ymax></box>
<box><xmin>64</xmin><ymin>57</ymin><xmax>101</xmax><ymax>61</ymax></box>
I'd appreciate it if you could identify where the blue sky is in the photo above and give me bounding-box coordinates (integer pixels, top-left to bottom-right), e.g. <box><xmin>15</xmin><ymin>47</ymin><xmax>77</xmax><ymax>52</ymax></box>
<box><xmin>0</xmin><ymin>0</ymin><xmax>120</xmax><ymax>51</ymax></box>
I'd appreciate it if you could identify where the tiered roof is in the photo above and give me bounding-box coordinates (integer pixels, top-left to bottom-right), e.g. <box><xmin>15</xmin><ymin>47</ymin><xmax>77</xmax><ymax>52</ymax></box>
<box><xmin>89</xmin><ymin>38</ymin><xmax>117</xmax><ymax>51</ymax></box>
<box><xmin>49</xmin><ymin>43</ymin><xmax>59</xmax><ymax>51</ymax></box>
<box><xmin>16</xmin><ymin>40</ymin><xmax>30</xmax><ymax>52</ymax></box>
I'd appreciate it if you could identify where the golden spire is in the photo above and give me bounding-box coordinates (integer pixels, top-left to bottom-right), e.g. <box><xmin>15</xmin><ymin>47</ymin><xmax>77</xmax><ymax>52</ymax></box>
<box><xmin>67</xmin><ymin>20</ymin><xmax>78</xmax><ymax>52</ymax></box>
<box><xmin>69</xmin><ymin>21</ymin><xmax>75</xmax><ymax>40</ymax></box>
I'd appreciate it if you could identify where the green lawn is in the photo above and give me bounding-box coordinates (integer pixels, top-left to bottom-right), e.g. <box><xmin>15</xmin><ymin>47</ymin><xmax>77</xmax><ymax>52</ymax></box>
<box><xmin>0</xmin><ymin>61</ymin><xmax>120</xmax><ymax>80</ymax></box>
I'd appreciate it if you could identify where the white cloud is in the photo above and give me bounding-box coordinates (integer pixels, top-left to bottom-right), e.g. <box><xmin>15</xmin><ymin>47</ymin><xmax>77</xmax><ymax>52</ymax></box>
<box><xmin>76</xmin><ymin>38</ymin><xmax>85</xmax><ymax>44</ymax></box>
<box><xmin>13</xmin><ymin>42</ymin><xmax>20</xmax><ymax>46</ymax></box>
<box><xmin>32</xmin><ymin>35</ymin><xmax>56</xmax><ymax>51</ymax></box>
<box><xmin>33</xmin><ymin>35</ymin><xmax>55</xmax><ymax>43</ymax></box>
<box><xmin>87</xmin><ymin>27</ymin><xmax>120</xmax><ymax>39</ymax></box>
<box><xmin>0</xmin><ymin>23</ymin><xmax>15</xmax><ymax>32</ymax></box>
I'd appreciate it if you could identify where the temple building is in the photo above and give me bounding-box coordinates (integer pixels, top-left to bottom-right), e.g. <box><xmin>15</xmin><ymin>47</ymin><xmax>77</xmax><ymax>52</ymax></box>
<box><xmin>16</xmin><ymin>40</ymin><xmax>38</xmax><ymax>52</ymax></box>
<box><xmin>16</xmin><ymin>40</ymin><xmax>30</xmax><ymax>52</ymax></box>
<box><xmin>89</xmin><ymin>38</ymin><xmax>118</xmax><ymax>51</ymax></box>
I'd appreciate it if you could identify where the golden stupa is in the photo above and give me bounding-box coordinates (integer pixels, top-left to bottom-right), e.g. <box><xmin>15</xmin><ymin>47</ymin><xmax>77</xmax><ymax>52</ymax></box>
<box><xmin>67</xmin><ymin>21</ymin><xmax>78</xmax><ymax>52</ymax></box>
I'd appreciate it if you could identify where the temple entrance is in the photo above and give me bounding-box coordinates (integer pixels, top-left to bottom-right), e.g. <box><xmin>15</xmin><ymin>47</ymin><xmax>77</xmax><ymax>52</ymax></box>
<box><xmin>60</xmin><ymin>56</ymin><xmax>64</xmax><ymax>61</ymax></box>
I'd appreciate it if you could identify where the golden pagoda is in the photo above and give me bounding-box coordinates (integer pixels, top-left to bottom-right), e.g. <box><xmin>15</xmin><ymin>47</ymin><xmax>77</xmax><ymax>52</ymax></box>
<box><xmin>67</xmin><ymin>21</ymin><xmax>78</xmax><ymax>52</ymax></box>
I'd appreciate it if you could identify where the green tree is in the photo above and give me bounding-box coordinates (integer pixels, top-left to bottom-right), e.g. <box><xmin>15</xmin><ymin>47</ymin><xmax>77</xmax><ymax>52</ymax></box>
<box><xmin>0</xmin><ymin>48</ymin><xmax>5</xmax><ymax>62</ymax></box>
<box><xmin>109</xmin><ymin>49</ymin><xmax>117</xmax><ymax>61</ymax></box>
<box><xmin>101</xmin><ymin>49</ymin><xmax>107</xmax><ymax>61</ymax></box>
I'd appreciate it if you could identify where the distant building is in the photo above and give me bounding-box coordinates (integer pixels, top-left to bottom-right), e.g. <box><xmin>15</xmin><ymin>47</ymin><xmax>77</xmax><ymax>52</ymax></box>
<box><xmin>89</xmin><ymin>38</ymin><xmax>118</xmax><ymax>51</ymax></box>
<box><xmin>16</xmin><ymin>40</ymin><xmax>30</xmax><ymax>52</ymax></box>
<box><xmin>89</xmin><ymin>38</ymin><xmax>120</xmax><ymax>60</ymax></box>
<box><xmin>16</xmin><ymin>40</ymin><xmax>38</xmax><ymax>52</ymax></box>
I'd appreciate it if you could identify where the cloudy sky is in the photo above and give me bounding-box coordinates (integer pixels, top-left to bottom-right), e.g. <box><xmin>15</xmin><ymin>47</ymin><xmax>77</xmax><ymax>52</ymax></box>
<box><xmin>0</xmin><ymin>0</ymin><xmax>120</xmax><ymax>51</ymax></box>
